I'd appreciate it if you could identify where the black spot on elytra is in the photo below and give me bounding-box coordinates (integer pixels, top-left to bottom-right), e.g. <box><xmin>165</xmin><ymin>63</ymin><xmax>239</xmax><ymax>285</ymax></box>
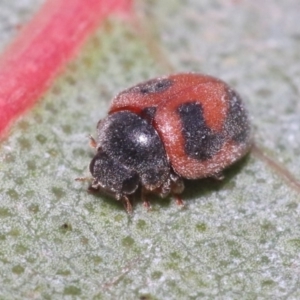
<box><xmin>134</xmin><ymin>78</ymin><xmax>173</xmax><ymax>95</ymax></box>
<box><xmin>178</xmin><ymin>102</ymin><xmax>224</xmax><ymax>161</ymax></box>
<box><xmin>225</xmin><ymin>89</ymin><xmax>251</xmax><ymax>143</ymax></box>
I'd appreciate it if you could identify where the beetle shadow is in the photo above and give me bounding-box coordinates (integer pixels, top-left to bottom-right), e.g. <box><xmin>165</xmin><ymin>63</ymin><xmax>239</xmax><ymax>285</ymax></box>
<box><xmin>87</xmin><ymin>191</ymin><xmax>128</xmax><ymax>212</ymax></box>
<box><xmin>138</xmin><ymin>153</ymin><xmax>251</xmax><ymax>209</ymax></box>
<box><xmin>182</xmin><ymin>153</ymin><xmax>251</xmax><ymax>201</ymax></box>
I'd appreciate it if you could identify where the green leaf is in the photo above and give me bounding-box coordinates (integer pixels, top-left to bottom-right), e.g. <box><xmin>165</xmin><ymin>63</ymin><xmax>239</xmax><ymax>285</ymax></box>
<box><xmin>1</xmin><ymin>0</ymin><xmax>300</xmax><ymax>298</ymax></box>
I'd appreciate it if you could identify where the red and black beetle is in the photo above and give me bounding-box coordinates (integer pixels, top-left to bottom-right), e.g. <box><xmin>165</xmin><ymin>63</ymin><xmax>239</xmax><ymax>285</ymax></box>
<box><xmin>77</xmin><ymin>73</ymin><xmax>252</xmax><ymax>213</ymax></box>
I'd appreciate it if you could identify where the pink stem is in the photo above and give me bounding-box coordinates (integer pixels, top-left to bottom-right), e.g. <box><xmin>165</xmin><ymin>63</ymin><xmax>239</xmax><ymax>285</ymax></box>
<box><xmin>0</xmin><ymin>0</ymin><xmax>132</xmax><ymax>137</ymax></box>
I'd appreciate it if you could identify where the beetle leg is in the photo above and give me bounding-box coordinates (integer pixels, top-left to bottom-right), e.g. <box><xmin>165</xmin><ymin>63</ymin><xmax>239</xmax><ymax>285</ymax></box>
<box><xmin>121</xmin><ymin>196</ymin><xmax>133</xmax><ymax>214</ymax></box>
<box><xmin>143</xmin><ymin>199</ymin><xmax>152</xmax><ymax>211</ymax></box>
<box><xmin>75</xmin><ymin>176</ymin><xmax>94</xmax><ymax>182</ymax></box>
<box><xmin>141</xmin><ymin>187</ymin><xmax>152</xmax><ymax>211</ymax></box>
<box><xmin>211</xmin><ymin>172</ymin><xmax>224</xmax><ymax>181</ymax></box>
<box><xmin>87</xmin><ymin>185</ymin><xmax>100</xmax><ymax>193</ymax></box>
<box><xmin>88</xmin><ymin>134</ymin><xmax>97</xmax><ymax>149</ymax></box>
<box><xmin>170</xmin><ymin>172</ymin><xmax>185</xmax><ymax>194</ymax></box>
<box><xmin>172</xmin><ymin>193</ymin><xmax>185</xmax><ymax>207</ymax></box>
<box><xmin>169</xmin><ymin>172</ymin><xmax>185</xmax><ymax>207</ymax></box>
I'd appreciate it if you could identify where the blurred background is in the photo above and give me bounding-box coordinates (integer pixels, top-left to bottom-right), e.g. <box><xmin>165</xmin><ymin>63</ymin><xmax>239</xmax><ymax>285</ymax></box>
<box><xmin>0</xmin><ymin>0</ymin><xmax>300</xmax><ymax>298</ymax></box>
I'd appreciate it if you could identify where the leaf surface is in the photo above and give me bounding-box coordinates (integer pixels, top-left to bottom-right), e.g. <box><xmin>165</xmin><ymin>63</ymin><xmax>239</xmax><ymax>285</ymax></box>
<box><xmin>1</xmin><ymin>0</ymin><xmax>300</xmax><ymax>298</ymax></box>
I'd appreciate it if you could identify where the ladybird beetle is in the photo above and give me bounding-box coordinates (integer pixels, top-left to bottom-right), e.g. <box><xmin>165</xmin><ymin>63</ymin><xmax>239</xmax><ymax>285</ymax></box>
<box><xmin>77</xmin><ymin>73</ymin><xmax>252</xmax><ymax>213</ymax></box>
